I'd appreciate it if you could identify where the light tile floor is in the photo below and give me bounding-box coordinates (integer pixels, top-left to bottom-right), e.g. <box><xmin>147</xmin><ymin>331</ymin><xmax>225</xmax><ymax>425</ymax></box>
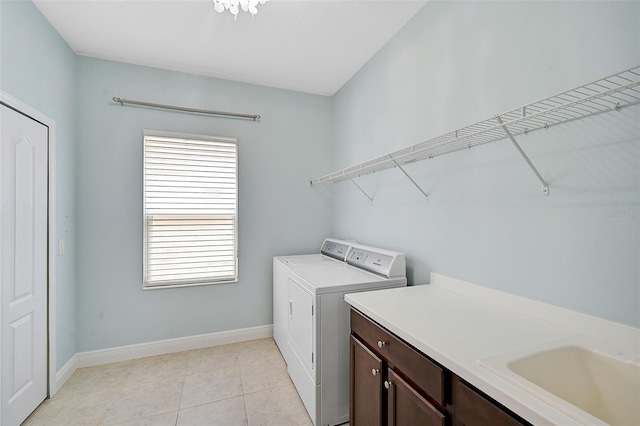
<box><xmin>23</xmin><ymin>338</ymin><xmax>312</xmax><ymax>426</ymax></box>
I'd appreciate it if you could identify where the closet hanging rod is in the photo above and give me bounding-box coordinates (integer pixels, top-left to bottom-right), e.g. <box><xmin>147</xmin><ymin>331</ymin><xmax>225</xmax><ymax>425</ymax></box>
<box><xmin>112</xmin><ymin>97</ymin><xmax>260</xmax><ymax>121</ymax></box>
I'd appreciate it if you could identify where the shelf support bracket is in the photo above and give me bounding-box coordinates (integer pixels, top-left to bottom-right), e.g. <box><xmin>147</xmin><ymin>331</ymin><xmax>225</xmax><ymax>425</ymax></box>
<box><xmin>350</xmin><ymin>179</ymin><xmax>374</xmax><ymax>202</ymax></box>
<box><xmin>496</xmin><ymin>116</ymin><xmax>550</xmax><ymax>196</ymax></box>
<box><xmin>390</xmin><ymin>155</ymin><xmax>429</xmax><ymax>202</ymax></box>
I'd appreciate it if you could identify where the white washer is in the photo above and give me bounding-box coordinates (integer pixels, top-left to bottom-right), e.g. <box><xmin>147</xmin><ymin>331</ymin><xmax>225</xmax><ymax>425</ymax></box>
<box><xmin>274</xmin><ymin>242</ymin><xmax>407</xmax><ymax>426</ymax></box>
<box><xmin>273</xmin><ymin>239</ymin><xmax>354</xmax><ymax>368</ymax></box>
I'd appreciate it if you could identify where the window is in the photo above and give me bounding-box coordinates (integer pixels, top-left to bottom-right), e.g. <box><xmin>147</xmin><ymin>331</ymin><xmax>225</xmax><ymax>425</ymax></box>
<box><xmin>143</xmin><ymin>130</ymin><xmax>238</xmax><ymax>289</ymax></box>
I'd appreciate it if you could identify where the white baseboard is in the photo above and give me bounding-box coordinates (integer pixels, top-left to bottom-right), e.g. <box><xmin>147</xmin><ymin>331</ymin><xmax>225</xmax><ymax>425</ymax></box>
<box><xmin>53</xmin><ymin>353</ymin><xmax>78</xmax><ymax>396</ymax></box>
<box><xmin>52</xmin><ymin>324</ymin><xmax>273</xmax><ymax>393</ymax></box>
<box><xmin>75</xmin><ymin>324</ymin><xmax>273</xmax><ymax>369</ymax></box>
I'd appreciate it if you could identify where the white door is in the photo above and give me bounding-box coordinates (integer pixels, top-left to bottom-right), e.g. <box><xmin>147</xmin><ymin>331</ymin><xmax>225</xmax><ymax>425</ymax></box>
<box><xmin>1</xmin><ymin>104</ymin><xmax>49</xmax><ymax>426</ymax></box>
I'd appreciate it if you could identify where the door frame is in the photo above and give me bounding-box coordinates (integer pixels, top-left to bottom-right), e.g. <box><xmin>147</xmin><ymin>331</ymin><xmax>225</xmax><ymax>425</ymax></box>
<box><xmin>0</xmin><ymin>91</ymin><xmax>58</xmax><ymax>405</ymax></box>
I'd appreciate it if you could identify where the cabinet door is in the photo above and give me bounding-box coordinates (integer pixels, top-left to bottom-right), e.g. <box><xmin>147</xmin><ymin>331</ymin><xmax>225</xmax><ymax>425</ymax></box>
<box><xmin>350</xmin><ymin>335</ymin><xmax>383</xmax><ymax>426</ymax></box>
<box><xmin>454</xmin><ymin>377</ymin><xmax>528</xmax><ymax>426</ymax></box>
<box><xmin>387</xmin><ymin>369</ymin><xmax>446</xmax><ymax>426</ymax></box>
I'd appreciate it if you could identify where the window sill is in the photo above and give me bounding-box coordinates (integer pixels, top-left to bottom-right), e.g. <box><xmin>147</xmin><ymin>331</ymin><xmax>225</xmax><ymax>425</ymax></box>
<box><xmin>143</xmin><ymin>279</ymin><xmax>238</xmax><ymax>290</ymax></box>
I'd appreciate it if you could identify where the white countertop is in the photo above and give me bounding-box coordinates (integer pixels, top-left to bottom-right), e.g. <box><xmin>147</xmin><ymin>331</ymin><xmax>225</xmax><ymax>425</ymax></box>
<box><xmin>344</xmin><ymin>273</ymin><xmax>640</xmax><ymax>425</ymax></box>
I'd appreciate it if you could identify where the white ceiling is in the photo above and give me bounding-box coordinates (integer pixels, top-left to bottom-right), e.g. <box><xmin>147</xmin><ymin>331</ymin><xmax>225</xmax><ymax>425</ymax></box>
<box><xmin>33</xmin><ymin>0</ymin><xmax>427</xmax><ymax>96</ymax></box>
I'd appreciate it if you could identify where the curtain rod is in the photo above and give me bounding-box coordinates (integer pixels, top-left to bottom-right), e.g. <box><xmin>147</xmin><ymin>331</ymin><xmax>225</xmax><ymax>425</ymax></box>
<box><xmin>112</xmin><ymin>97</ymin><xmax>260</xmax><ymax>121</ymax></box>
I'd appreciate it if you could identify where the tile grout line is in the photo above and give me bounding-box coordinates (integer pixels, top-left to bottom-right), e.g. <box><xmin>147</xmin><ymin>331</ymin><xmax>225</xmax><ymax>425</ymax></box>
<box><xmin>242</xmin><ymin>389</ymin><xmax>251</xmax><ymax>426</ymax></box>
<box><xmin>174</xmin><ymin>359</ymin><xmax>189</xmax><ymax>426</ymax></box>
<box><xmin>239</xmin><ymin>344</ymin><xmax>251</xmax><ymax>426</ymax></box>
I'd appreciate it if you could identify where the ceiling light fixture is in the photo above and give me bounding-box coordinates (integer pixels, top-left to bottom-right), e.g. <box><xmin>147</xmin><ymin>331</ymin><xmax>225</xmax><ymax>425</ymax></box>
<box><xmin>212</xmin><ymin>0</ymin><xmax>269</xmax><ymax>19</ymax></box>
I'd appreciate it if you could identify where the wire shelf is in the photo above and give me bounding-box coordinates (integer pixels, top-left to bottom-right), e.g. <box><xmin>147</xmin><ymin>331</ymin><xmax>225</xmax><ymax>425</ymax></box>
<box><xmin>310</xmin><ymin>65</ymin><xmax>640</xmax><ymax>186</ymax></box>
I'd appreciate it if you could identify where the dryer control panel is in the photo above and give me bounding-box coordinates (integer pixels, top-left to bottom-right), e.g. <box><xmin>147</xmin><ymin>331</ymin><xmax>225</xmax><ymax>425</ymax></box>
<box><xmin>347</xmin><ymin>244</ymin><xmax>406</xmax><ymax>278</ymax></box>
<box><xmin>320</xmin><ymin>238</ymin><xmax>352</xmax><ymax>261</ymax></box>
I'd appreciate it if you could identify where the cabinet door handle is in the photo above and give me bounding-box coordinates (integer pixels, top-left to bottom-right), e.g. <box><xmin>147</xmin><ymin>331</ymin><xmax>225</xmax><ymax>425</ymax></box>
<box><xmin>371</xmin><ymin>368</ymin><xmax>379</xmax><ymax>376</ymax></box>
<box><xmin>377</xmin><ymin>340</ymin><xmax>387</xmax><ymax>348</ymax></box>
<box><xmin>384</xmin><ymin>380</ymin><xmax>393</xmax><ymax>389</ymax></box>
<box><xmin>289</xmin><ymin>300</ymin><xmax>293</xmax><ymax>319</ymax></box>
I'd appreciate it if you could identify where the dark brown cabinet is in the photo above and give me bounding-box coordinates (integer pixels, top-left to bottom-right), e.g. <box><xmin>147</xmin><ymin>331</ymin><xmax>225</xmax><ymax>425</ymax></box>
<box><xmin>350</xmin><ymin>308</ymin><xmax>530</xmax><ymax>426</ymax></box>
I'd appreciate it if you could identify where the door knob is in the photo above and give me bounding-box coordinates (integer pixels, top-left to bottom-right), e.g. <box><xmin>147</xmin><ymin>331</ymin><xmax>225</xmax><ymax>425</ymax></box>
<box><xmin>371</xmin><ymin>368</ymin><xmax>379</xmax><ymax>376</ymax></box>
<box><xmin>377</xmin><ymin>340</ymin><xmax>386</xmax><ymax>348</ymax></box>
<box><xmin>384</xmin><ymin>380</ymin><xmax>392</xmax><ymax>389</ymax></box>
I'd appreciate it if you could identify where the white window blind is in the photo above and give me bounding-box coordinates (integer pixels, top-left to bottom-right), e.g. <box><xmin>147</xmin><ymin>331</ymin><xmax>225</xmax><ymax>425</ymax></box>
<box><xmin>143</xmin><ymin>132</ymin><xmax>238</xmax><ymax>288</ymax></box>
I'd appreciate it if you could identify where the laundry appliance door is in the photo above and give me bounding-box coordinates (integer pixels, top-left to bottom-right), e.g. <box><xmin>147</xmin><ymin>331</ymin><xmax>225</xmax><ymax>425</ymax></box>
<box><xmin>287</xmin><ymin>277</ymin><xmax>315</xmax><ymax>375</ymax></box>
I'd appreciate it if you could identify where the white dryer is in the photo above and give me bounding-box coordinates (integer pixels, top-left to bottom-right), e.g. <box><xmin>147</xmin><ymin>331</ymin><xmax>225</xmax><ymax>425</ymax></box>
<box><xmin>273</xmin><ymin>239</ymin><xmax>353</xmax><ymax>368</ymax></box>
<box><xmin>274</xmin><ymin>242</ymin><xmax>407</xmax><ymax>426</ymax></box>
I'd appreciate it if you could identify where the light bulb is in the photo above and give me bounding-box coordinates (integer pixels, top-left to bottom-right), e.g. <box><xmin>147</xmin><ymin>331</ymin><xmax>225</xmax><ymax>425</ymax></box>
<box><xmin>212</xmin><ymin>0</ymin><xmax>266</xmax><ymax>18</ymax></box>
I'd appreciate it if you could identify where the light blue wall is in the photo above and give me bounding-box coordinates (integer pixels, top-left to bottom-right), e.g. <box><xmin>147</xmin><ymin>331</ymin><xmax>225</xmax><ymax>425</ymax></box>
<box><xmin>2</xmin><ymin>0</ymin><xmax>638</xmax><ymax>360</ymax></box>
<box><xmin>0</xmin><ymin>0</ymin><xmax>78</xmax><ymax>369</ymax></box>
<box><xmin>330</xmin><ymin>1</ymin><xmax>640</xmax><ymax>326</ymax></box>
<box><xmin>75</xmin><ymin>57</ymin><xmax>332</xmax><ymax>351</ymax></box>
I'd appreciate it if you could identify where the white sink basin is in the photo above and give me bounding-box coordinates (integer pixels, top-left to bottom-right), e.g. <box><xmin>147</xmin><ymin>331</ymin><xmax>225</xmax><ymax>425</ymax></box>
<box><xmin>480</xmin><ymin>336</ymin><xmax>640</xmax><ymax>425</ymax></box>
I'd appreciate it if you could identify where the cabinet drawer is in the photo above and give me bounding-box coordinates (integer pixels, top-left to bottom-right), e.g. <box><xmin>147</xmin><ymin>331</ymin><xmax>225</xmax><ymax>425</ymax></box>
<box><xmin>351</xmin><ymin>309</ymin><xmax>446</xmax><ymax>406</ymax></box>
<box><xmin>454</xmin><ymin>377</ymin><xmax>529</xmax><ymax>426</ymax></box>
